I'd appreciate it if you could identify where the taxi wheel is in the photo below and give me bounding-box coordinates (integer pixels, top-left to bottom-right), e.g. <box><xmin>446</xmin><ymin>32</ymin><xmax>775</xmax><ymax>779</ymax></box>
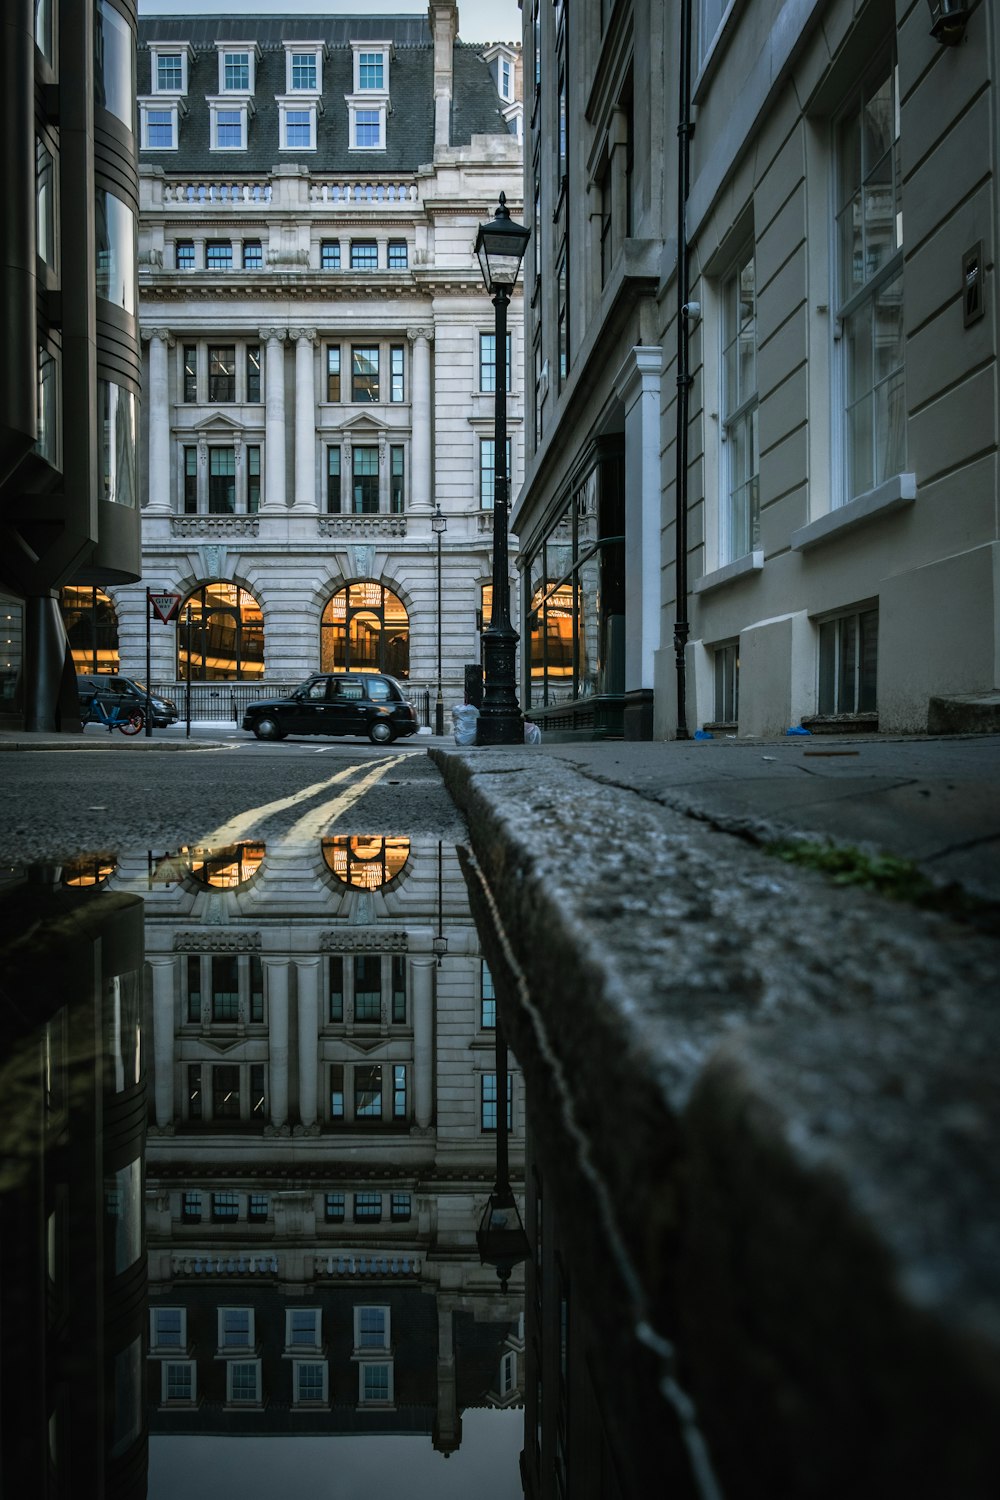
<box><xmin>368</xmin><ymin>719</ymin><xmax>396</xmax><ymax>745</ymax></box>
<box><xmin>254</xmin><ymin>716</ymin><xmax>285</xmax><ymax>741</ymax></box>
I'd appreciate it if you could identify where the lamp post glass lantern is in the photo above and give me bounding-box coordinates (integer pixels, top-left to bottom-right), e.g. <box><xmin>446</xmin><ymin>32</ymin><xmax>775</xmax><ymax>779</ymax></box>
<box><xmin>475</xmin><ymin>193</ymin><xmax>530</xmax><ymax>747</ymax></box>
<box><xmin>926</xmin><ymin>0</ymin><xmax>971</xmax><ymax>43</ymax></box>
<box><xmin>432</xmin><ymin>506</ymin><xmax>447</xmax><ymax>735</ymax></box>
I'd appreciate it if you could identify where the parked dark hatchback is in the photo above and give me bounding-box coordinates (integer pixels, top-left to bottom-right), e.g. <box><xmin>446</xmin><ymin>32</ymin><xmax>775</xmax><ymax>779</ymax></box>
<box><xmin>77</xmin><ymin>673</ymin><xmax>179</xmax><ymax>727</ymax></box>
<box><xmin>241</xmin><ymin>674</ymin><xmax>418</xmax><ymax>744</ymax></box>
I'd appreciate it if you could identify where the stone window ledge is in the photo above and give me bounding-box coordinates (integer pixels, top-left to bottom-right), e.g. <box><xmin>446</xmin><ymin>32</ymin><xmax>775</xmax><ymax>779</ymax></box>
<box><xmin>792</xmin><ymin>474</ymin><xmax>916</xmax><ymax>553</ymax></box>
<box><xmin>694</xmin><ymin>550</ymin><xmax>763</xmax><ymax>596</ymax></box>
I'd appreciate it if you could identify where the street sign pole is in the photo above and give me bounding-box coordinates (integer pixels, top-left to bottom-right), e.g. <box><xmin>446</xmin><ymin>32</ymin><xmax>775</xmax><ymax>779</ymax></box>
<box><xmin>145</xmin><ymin>588</ymin><xmax>153</xmax><ymax>737</ymax></box>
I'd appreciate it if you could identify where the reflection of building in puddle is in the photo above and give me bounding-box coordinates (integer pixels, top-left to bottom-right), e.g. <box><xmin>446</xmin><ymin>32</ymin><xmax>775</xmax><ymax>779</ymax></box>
<box><xmin>322</xmin><ymin>835</ymin><xmax>411</xmax><ymax>890</ymax></box>
<box><xmin>126</xmin><ymin>837</ymin><xmax>524</xmax><ymax>1447</ymax></box>
<box><xmin>147</xmin><ymin>843</ymin><xmax>265</xmax><ymax>891</ymax></box>
<box><xmin>0</xmin><ymin>871</ymin><xmax>147</xmax><ymax>1497</ymax></box>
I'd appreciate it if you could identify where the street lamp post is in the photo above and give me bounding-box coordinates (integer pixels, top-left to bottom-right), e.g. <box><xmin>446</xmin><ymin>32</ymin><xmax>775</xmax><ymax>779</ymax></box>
<box><xmin>474</xmin><ymin>193</ymin><xmax>530</xmax><ymax>747</ymax></box>
<box><xmin>432</xmin><ymin>505</ymin><xmax>447</xmax><ymax>736</ymax></box>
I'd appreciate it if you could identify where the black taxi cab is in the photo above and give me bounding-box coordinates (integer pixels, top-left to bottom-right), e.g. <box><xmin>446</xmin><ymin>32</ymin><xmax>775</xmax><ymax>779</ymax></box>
<box><xmin>241</xmin><ymin>673</ymin><xmax>418</xmax><ymax>744</ymax></box>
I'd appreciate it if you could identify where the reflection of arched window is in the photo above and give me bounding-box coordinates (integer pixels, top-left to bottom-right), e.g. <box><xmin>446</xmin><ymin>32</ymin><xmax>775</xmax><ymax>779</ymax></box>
<box><xmin>178</xmin><ymin>582</ymin><xmax>264</xmax><ymax>681</ymax></box>
<box><xmin>61</xmin><ymin>586</ymin><xmax>119</xmax><ymax>673</ymax></box>
<box><xmin>322</xmin><ymin>836</ymin><xmax>410</xmax><ymax>890</ymax></box>
<box><xmin>321</xmin><ymin>583</ymin><xmax>409</xmax><ymax>678</ymax></box>
<box><xmin>183</xmin><ymin>843</ymin><xmax>265</xmax><ymax>890</ymax></box>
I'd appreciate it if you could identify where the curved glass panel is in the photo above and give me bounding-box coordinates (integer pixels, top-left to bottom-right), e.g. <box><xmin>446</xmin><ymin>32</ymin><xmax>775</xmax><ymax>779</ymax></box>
<box><xmin>100</xmin><ymin>381</ymin><xmax>137</xmax><ymax>505</ymax></box>
<box><xmin>95</xmin><ymin>1</ymin><xmax>135</xmax><ymax>130</ymax></box>
<box><xmin>95</xmin><ymin>190</ymin><xmax>137</xmax><ymax>313</ymax></box>
<box><xmin>61</xmin><ymin>586</ymin><xmax>119</xmax><ymax>672</ymax></box>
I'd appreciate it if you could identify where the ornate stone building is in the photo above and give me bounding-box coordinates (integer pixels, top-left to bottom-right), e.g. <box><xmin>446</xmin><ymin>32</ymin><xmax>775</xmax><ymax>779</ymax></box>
<box><xmin>67</xmin><ymin>4</ymin><xmax>523</xmax><ymax>707</ymax></box>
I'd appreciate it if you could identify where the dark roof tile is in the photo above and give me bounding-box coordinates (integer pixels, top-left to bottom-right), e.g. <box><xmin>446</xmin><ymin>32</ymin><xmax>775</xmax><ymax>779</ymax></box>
<box><xmin>138</xmin><ymin>15</ymin><xmax>511</xmax><ymax>174</ymax></box>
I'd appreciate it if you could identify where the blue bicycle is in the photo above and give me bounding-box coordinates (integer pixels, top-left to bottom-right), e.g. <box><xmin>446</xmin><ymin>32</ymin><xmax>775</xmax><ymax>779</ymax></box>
<box><xmin>80</xmin><ymin>695</ymin><xmax>145</xmax><ymax>735</ymax></box>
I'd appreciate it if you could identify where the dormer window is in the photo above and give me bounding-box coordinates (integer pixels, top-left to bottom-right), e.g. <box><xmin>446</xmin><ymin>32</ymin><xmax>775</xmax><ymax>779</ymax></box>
<box><xmin>482</xmin><ymin>44</ymin><xmax>518</xmax><ymax>106</ymax></box>
<box><xmin>216</xmin><ymin>42</ymin><xmax>259</xmax><ymax>94</ymax></box>
<box><xmin>351</xmin><ymin>107</ymin><xmax>384</xmax><ymax>150</ymax></box>
<box><xmin>353</xmin><ymin>44</ymin><xmax>390</xmax><ymax>92</ymax></box>
<box><xmin>149</xmin><ymin>42</ymin><xmax>192</xmax><ymax>95</ymax></box>
<box><xmin>277</xmin><ymin>99</ymin><xmax>320</xmax><ymax>151</ymax></box>
<box><xmin>346</xmin><ymin>42</ymin><xmax>391</xmax><ymax>151</ymax></box>
<box><xmin>140</xmin><ymin>99</ymin><xmax>185</xmax><ymax>150</ymax></box>
<box><xmin>284</xmin><ymin>42</ymin><xmax>325</xmax><ymax>93</ymax></box>
<box><xmin>208</xmin><ymin>98</ymin><xmax>253</xmax><ymax>150</ymax></box>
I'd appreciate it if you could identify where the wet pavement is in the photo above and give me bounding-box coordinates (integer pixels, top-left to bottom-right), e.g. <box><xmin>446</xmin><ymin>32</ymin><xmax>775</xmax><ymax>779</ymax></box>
<box><xmin>2</xmin><ymin>726</ymin><xmax>999</xmax><ymax>1496</ymax></box>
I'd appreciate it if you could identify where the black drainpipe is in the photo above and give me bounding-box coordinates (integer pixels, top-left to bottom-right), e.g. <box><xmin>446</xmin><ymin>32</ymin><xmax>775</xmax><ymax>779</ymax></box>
<box><xmin>673</xmin><ymin>0</ymin><xmax>694</xmax><ymax>739</ymax></box>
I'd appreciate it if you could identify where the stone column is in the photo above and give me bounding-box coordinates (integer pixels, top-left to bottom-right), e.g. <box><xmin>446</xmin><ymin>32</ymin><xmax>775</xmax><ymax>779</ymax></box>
<box><xmin>260</xmin><ymin>327</ymin><xmax>288</xmax><ymax>512</ymax></box>
<box><xmin>296</xmin><ymin>957</ymin><xmax>321</xmax><ymax>1132</ymax></box>
<box><xmin>290</xmin><ymin>327</ymin><xmax>317</xmax><ymax>511</ymax></box>
<box><xmin>614</xmin><ymin>346</ymin><xmax>663</xmax><ymax>739</ymax></box>
<box><xmin>409</xmin><ymin>956</ymin><xmax>436</xmax><ymax>1128</ymax></box>
<box><xmin>407</xmin><ymin>327</ymin><xmax>433</xmax><ymax>512</ymax></box>
<box><xmin>264</xmin><ymin>957</ymin><xmax>289</xmax><ymax>1132</ymax></box>
<box><xmin>142</xmin><ymin>327</ymin><xmax>174</xmax><ymax>514</ymax></box>
<box><xmin>149</xmin><ymin>957</ymin><xmax>176</xmax><ymax>1130</ymax></box>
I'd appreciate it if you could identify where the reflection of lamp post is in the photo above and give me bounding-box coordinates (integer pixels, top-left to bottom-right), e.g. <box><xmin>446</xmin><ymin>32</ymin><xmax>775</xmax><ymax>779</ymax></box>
<box><xmin>474</xmin><ymin>192</ymin><xmax>530</xmax><ymax>747</ymax></box>
<box><xmin>433</xmin><ymin>839</ymin><xmax>448</xmax><ymax>965</ymax></box>
<box><xmin>432</xmin><ymin>505</ymin><xmax>447</xmax><ymax>736</ymax></box>
<box><xmin>476</xmin><ymin>1012</ymin><xmax>529</xmax><ymax>1292</ymax></box>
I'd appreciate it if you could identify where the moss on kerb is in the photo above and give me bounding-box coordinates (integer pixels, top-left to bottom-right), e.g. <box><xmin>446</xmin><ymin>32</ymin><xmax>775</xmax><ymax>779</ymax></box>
<box><xmin>763</xmin><ymin>840</ymin><xmax>1000</xmax><ymax>932</ymax></box>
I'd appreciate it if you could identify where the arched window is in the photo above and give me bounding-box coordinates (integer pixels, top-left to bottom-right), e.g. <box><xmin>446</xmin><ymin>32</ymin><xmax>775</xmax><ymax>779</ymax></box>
<box><xmin>177</xmin><ymin>581</ymin><xmax>263</xmax><ymax>681</ymax></box>
<box><xmin>321</xmin><ymin>583</ymin><xmax>409</xmax><ymax>678</ymax></box>
<box><xmin>61</xmin><ymin>586</ymin><xmax>119</xmax><ymax>672</ymax></box>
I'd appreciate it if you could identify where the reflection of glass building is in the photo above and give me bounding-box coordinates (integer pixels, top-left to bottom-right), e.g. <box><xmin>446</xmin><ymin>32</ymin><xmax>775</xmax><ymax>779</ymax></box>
<box><xmin>130</xmin><ymin>837</ymin><xmax>524</xmax><ymax>1449</ymax></box>
<box><xmin>1</xmin><ymin>0</ymin><xmax>142</xmax><ymax>731</ymax></box>
<box><xmin>0</xmin><ymin>873</ymin><xmax>147</xmax><ymax>1497</ymax></box>
<box><xmin>71</xmin><ymin>9</ymin><xmax>525</xmax><ymax>713</ymax></box>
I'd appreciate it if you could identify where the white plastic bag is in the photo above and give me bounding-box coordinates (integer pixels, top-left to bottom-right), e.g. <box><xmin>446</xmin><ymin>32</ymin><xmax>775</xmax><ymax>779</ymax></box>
<box><xmin>452</xmin><ymin>703</ymin><xmax>479</xmax><ymax>746</ymax></box>
<box><xmin>523</xmin><ymin>721</ymin><xmax>541</xmax><ymax>744</ymax></box>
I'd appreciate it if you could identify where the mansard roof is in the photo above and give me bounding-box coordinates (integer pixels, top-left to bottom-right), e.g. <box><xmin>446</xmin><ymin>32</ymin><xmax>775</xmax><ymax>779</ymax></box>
<box><xmin>137</xmin><ymin>14</ymin><xmax>513</xmax><ymax>174</ymax></box>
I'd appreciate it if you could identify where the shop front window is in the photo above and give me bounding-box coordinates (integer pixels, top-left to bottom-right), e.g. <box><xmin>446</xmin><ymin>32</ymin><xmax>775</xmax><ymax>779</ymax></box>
<box><xmin>177</xmin><ymin>581</ymin><xmax>264</xmax><ymax>681</ymax></box>
<box><xmin>320</xmin><ymin>583</ymin><xmax>409</xmax><ymax>678</ymax></box>
<box><xmin>524</xmin><ymin>446</ymin><xmax>625</xmax><ymax>714</ymax></box>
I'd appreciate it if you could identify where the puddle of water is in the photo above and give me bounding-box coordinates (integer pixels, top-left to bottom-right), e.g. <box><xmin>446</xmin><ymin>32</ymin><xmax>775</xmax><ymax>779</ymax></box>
<box><xmin>0</xmin><ymin>839</ymin><xmax>526</xmax><ymax>1498</ymax></box>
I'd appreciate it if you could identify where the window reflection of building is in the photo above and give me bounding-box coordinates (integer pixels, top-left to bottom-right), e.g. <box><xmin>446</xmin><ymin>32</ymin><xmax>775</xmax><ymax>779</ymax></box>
<box><xmin>137</xmin><ymin>837</ymin><xmax>525</xmax><ymax>1454</ymax></box>
<box><xmin>523</xmin><ymin>442</ymin><xmax>625</xmax><ymax>734</ymax></box>
<box><xmin>177</xmin><ymin>581</ymin><xmax>264</xmax><ymax>681</ymax></box>
<box><xmin>322</xmin><ymin>835</ymin><xmax>410</xmax><ymax>890</ymax></box>
<box><xmin>320</xmin><ymin>583</ymin><xmax>410</xmax><ymax>678</ymax></box>
<box><xmin>0</xmin><ymin>874</ymin><xmax>146</xmax><ymax>1497</ymax></box>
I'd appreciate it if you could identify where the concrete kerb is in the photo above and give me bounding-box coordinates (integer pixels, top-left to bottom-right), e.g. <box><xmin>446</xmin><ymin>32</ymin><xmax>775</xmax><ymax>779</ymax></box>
<box><xmin>431</xmin><ymin>746</ymin><xmax>1000</xmax><ymax>1498</ymax></box>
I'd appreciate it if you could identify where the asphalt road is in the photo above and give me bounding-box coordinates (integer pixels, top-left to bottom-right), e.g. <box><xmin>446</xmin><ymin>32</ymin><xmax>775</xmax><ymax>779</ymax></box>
<box><xmin>0</xmin><ymin>735</ymin><xmax>466</xmax><ymax>864</ymax></box>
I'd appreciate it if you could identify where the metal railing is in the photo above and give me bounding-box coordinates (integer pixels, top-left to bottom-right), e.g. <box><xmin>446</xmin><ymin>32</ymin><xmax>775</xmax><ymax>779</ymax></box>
<box><xmin>153</xmin><ymin>681</ymin><xmax>439</xmax><ymax>725</ymax></box>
